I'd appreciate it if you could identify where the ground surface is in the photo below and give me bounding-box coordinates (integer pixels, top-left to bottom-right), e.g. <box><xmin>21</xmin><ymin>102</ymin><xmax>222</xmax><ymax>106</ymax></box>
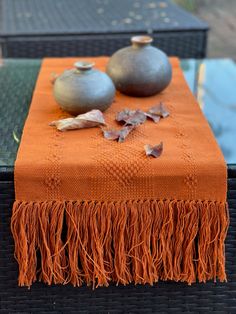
<box><xmin>174</xmin><ymin>0</ymin><xmax>236</xmax><ymax>59</ymax></box>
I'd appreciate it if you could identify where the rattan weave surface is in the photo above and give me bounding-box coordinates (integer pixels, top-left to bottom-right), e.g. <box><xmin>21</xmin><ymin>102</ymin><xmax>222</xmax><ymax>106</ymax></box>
<box><xmin>0</xmin><ymin>59</ymin><xmax>235</xmax><ymax>313</ymax></box>
<box><xmin>0</xmin><ymin>59</ymin><xmax>41</xmax><ymax>167</ymax></box>
<box><xmin>0</xmin><ymin>0</ymin><xmax>208</xmax><ymax>58</ymax></box>
<box><xmin>0</xmin><ymin>0</ymin><xmax>208</xmax><ymax>36</ymax></box>
<box><xmin>2</xmin><ymin>32</ymin><xmax>208</xmax><ymax>59</ymax></box>
<box><xmin>0</xmin><ymin>176</ymin><xmax>235</xmax><ymax>313</ymax></box>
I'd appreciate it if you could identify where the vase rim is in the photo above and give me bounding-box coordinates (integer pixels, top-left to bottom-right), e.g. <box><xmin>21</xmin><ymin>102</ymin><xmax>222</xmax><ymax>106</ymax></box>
<box><xmin>131</xmin><ymin>36</ymin><xmax>153</xmax><ymax>45</ymax></box>
<box><xmin>74</xmin><ymin>61</ymin><xmax>95</xmax><ymax>71</ymax></box>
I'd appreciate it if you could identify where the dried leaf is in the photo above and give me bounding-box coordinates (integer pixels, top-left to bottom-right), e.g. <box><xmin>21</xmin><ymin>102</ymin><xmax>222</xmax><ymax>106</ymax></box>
<box><xmin>103</xmin><ymin>129</ymin><xmax>120</xmax><ymax>141</ymax></box>
<box><xmin>116</xmin><ymin>109</ymin><xmax>135</xmax><ymax>122</ymax></box>
<box><xmin>103</xmin><ymin>125</ymin><xmax>135</xmax><ymax>142</ymax></box>
<box><xmin>12</xmin><ymin>130</ymin><xmax>20</xmax><ymax>143</ymax></box>
<box><xmin>50</xmin><ymin>109</ymin><xmax>106</xmax><ymax>131</ymax></box>
<box><xmin>118</xmin><ymin>125</ymin><xmax>135</xmax><ymax>142</ymax></box>
<box><xmin>126</xmin><ymin>110</ymin><xmax>147</xmax><ymax>125</ymax></box>
<box><xmin>144</xmin><ymin>142</ymin><xmax>163</xmax><ymax>158</ymax></box>
<box><xmin>148</xmin><ymin>102</ymin><xmax>169</xmax><ymax>118</ymax></box>
<box><xmin>116</xmin><ymin>109</ymin><xmax>146</xmax><ymax>126</ymax></box>
<box><xmin>77</xmin><ymin>109</ymin><xmax>106</xmax><ymax>124</ymax></box>
<box><xmin>145</xmin><ymin>112</ymin><xmax>161</xmax><ymax>123</ymax></box>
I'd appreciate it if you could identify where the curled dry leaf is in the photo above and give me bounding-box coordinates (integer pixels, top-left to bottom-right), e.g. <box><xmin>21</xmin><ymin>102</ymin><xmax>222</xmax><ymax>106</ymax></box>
<box><xmin>12</xmin><ymin>130</ymin><xmax>20</xmax><ymax>143</ymax></box>
<box><xmin>103</xmin><ymin>125</ymin><xmax>135</xmax><ymax>143</ymax></box>
<box><xmin>103</xmin><ymin>129</ymin><xmax>121</xmax><ymax>141</ymax></box>
<box><xmin>116</xmin><ymin>109</ymin><xmax>134</xmax><ymax>122</ymax></box>
<box><xmin>144</xmin><ymin>142</ymin><xmax>163</xmax><ymax>158</ymax></box>
<box><xmin>148</xmin><ymin>102</ymin><xmax>169</xmax><ymax>118</ymax></box>
<box><xmin>118</xmin><ymin>125</ymin><xmax>135</xmax><ymax>142</ymax></box>
<box><xmin>116</xmin><ymin>109</ymin><xmax>146</xmax><ymax>126</ymax></box>
<box><xmin>144</xmin><ymin>112</ymin><xmax>161</xmax><ymax>123</ymax></box>
<box><xmin>50</xmin><ymin>109</ymin><xmax>106</xmax><ymax>131</ymax></box>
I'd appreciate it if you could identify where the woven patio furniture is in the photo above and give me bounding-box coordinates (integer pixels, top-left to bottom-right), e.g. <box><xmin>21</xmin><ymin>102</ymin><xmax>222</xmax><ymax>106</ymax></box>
<box><xmin>0</xmin><ymin>0</ymin><xmax>208</xmax><ymax>59</ymax></box>
<box><xmin>0</xmin><ymin>59</ymin><xmax>236</xmax><ymax>313</ymax></box>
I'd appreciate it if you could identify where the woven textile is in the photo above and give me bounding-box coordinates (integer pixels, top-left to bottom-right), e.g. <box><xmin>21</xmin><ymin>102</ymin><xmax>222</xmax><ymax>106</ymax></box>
<box><xmin>11</xmin><ymin>57</ymin><xmax>229</xmax><ymax>288</ymax></box>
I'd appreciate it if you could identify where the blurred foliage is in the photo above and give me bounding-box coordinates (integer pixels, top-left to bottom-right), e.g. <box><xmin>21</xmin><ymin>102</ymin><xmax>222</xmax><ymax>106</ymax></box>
<box><xmin>173</xmin><ymin>0</ymin><xmax>197</xmax><ymax>12</ymax></box>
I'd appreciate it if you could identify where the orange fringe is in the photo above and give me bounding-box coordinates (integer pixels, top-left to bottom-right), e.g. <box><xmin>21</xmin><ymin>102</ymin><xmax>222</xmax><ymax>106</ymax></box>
<box><xmin>10</xmin><ymin>199</ymin><xmax>229</xmax><ymax>288</ymax></box>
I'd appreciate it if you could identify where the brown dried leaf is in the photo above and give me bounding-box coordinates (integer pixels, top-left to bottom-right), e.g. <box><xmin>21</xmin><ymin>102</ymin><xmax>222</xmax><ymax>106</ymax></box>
<box><xmin>148</xmin><ymin>102</ymin><xmax>169</xmax><ymax>118</ymax></box>
<box><xmin>103</xmin><ymin>125</ymin><xmax>135</xmax><ymax>142</ymax></box>
<box><xmin>103</xmin><ymin>129</ymin><xmax>120</xmax><ymax>141</ymax></box>
<box><xmin>145</xmin><ymin>112</ymin><xmax>161</xmax><ymax>123</ymax></box>
<box><xmin>50</xmin><ymin>109</ymin><xmax>106</xmax><ymax>131</ymax></box>
<box><xmin>144</xmin><ymin>142</ymin><xmax>163</xmax><ymax>158</ymax></box>
<box><xmin>118</xmin><ymin>125</ymin><xmax>135</xmax><ymax>142</ymax></box>
<box><xmin>116</xmin><ymin>109</ymin><xmax>146</xmax><ymax>126</ymax></box>
<box><xmin>77</xmin><ymin>109</ymin><xmax>106</xmax><ymax>124</ymax></box>
<box><xmin>116</xmin><ymin>109</ymin><xmax>135</xmax><ymax>122</ymax></box>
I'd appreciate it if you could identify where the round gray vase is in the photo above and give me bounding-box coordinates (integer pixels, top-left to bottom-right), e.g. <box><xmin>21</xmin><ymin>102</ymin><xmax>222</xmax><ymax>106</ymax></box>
<box><xmin>54</xmin><ymin>61</ymin><xmax>116</xmax><ymax>115</ymax></box>
<box><xmin>106</xmin><ymin>36</ymin><xmax>172</xmax><ymax>97</ymax></box>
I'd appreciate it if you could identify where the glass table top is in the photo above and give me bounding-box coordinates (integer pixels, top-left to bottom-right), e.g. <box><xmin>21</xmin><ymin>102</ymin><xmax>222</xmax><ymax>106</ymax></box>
<box><xmin>181</xmin><ymin>59</ymin><xmax>236</xmax><ymax>165</ymax></box>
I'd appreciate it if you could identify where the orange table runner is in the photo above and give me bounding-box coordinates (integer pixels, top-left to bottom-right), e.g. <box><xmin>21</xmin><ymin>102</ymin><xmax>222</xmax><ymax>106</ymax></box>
<box><xmin>11</xmin><ymin>57</ymin><xmax>229</xmax><ymax>288</ymax></box>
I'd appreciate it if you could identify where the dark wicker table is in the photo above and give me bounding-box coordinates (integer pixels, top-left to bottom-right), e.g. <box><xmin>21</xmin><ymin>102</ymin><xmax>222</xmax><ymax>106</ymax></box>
<box><xmin>0</xmin><ymin>0</ymin><xmax>208</xmax><ymax>59</ymax></box>
<box><xmin>0</xmin><ymin>59</ymin><xmax>236</xmax><ymax>313</ymax></box>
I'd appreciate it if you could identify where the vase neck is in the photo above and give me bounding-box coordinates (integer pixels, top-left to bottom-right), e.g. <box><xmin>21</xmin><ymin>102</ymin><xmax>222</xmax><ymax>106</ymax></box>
<box><xmin>74</xmin><ymin>61</ymin><xmax>94</xmax><ymax>73</ymax></box>
<box><xmin>131</xmin><ymin>36</ymin><xmax>153</xmax><ymax>48</ymax></box>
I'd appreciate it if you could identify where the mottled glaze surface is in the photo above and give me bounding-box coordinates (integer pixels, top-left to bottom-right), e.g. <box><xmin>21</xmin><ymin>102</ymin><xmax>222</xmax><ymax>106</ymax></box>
<box><xmin>54</xmin><ymin>61</ymin><xmax>115</xmax><ymax>115</ymax></box>
<box><xmin>106</xmin><ymin>36</ymin><xmax>172</xmax><ymax>97</ymax></box>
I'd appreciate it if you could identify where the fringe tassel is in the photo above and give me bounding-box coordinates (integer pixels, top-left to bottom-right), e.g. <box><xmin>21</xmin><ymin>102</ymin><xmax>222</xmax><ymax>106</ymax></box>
<box><xmin>11</xmin><ymin>199</ymin><xmax>229</xmax><ymax>288</ymax></box>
